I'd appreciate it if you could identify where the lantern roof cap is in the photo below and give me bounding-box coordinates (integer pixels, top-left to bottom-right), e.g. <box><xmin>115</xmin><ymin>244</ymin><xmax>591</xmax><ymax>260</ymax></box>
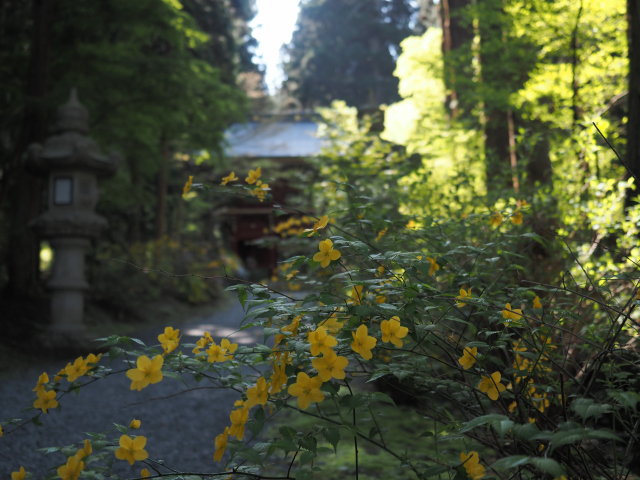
<box><xmin>56</xmin><ymin>88</ymin><xmax>89</xmax><ymax>134</ymax></box>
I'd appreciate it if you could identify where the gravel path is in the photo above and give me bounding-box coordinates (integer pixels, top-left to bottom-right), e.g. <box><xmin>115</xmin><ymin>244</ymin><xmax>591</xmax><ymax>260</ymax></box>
<box><xmin>0</xmin><ymin>300</ymin><xmax>265</xmax><ymax>478</ymax></box>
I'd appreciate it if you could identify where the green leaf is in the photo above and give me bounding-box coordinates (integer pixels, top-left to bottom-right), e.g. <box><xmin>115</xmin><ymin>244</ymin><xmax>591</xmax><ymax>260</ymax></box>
<box><xmin>280</xmin><ymin>426</ymin><xmax>297</xmax><ymax>438</ymax></box>
<box><xmin>459</xmin><ymin>414</ymin><xmax>509</xmax><ymax>433</ymax></box>
<box><xmin>37</xmin><ymin>447</ymin><xmax>60</xmax><ymax>454</ymax></box>
<box><xmin>248</xmin><ymin>419</ymin><xmax>264</xmax><ymax>438</ymax></box>
<box><xmin>295</xmin><ymin>468</ymin><xmax>313</xmax><ymax>480</ymax></box>
<box><xmin>91</xmin><ymin>440</ymin><xmax>108</xmax><ymax>451</ymax></box>
<box><xmin>299</xmin><ymin>451</ymin><xmax>317</xmax><ymax>465</ymax></box>
<box><xmin>491</xmin><ymin>455</ymin><xmax>529</xmax><ymax>470</ymax></box>
<box><xmin>254</xmin><ymin>407</ymin><xmax>265</xmax><ymax>421</ymax></box>
<box><xmin>367</xmin><ymin>369</ymin><xmax>390</xmax><ymax>383</ymax></box>
<box><xmin>464</xmin><ymin>341</ymin><xmax>489</xmax><ymax>349</ymax></box>
<box><xmin>321</xmin><ymin>427</ymin><xmax>341</xmax><ymax>453</ymax></box>
<box><xmin>162</xmin><ymin>371</ymin><xmax>189</xmax><ymax>387</ymax></box>
<box><xmin>607</xmin><ymin>390</ymin><xmax>640</xmax><ymax>411</ymax></box>
<box><xmin>491</xmin><ymin>455</ymin><xmax>565</xmax><ymax>478</ymax></box>
<box><xmin>371</xmin><ymin>392</ymin><xmax>396</xmax><ymax>406</ymax></box>
<box><xmin>263</xmin><ymin>327</ymin><xmax>281</xmax><ymax>341</ymax></box>
<box><xmin>113</xmin><ymin>423</ymin><xmax>128</xmax><ymax>434</ymax></box>
<box><xmin>129</xmin><ymin>337</ymin><xmax>146</xmax><ymax>347</ymax></box>
<box><xmin>421</xmin><ymin>465</ymin><xmax>450</xmax><ymax>479</ymax></box>
<box><xmin>584</xmin><ymin>429</ymin><xmax>623</xmax><ymax>442</ymax></box>
<box><xmin>298</xmin><ymin>436</ymin><xmax>317</xmax><ymax>452</ymax></box>
<box><xmin>240</xmin><ymin>446</ymin><xmax>263</xmax><ymax>465</ymax></box>
<box><xmin>571</xmin><ymin>398</ymin><xmax>612</xmax><ymax>421</ymax></box>
<box><xmin>275</xmin><ymin>438</ymin><xmax>298</xmax><ymax>453</ymax></box>
<box><xmin>527</xmin><ymin>458</ymin><xmax>566</xmax><ymax>478</ymax></box>
<box><xmin>339</xmin><ymin>393</ymin><xmax>369</xmax><ymax>410</ymax></box>
<box><xmin>238</xmin><ymin>288</ymin><xmax>248</xmax><ymax>310</ymax></box>
<box><xmin>320</xmin><ymin>382</ymin><xmax>340</xmax><ymax>396</ymax></box>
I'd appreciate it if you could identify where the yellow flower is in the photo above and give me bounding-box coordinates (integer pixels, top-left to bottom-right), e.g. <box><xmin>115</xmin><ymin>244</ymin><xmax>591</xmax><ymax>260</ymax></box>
<box><xmin>456</xmin><ymin>288</ymin><xmax>472</xmax><ymax>308</ymax></box>
<box><xmin>192</xmin><ymin>332</ymin><xmax>213</xmax><ymax>354</ymax></box>
<box><xmin>141</xmin><ymin>468</ymin><xmax>151</xmax><ymax>479</ymax></box>
<box><xmin>319</xmin><ymin>315</ymin><xmax>344</xmax><ymax>334</ymax></box>
<box><xmin>245</xmin><ymin>377</ymin><xmax>270</xmax><ymax>408</ymax></box>
<box><xmin>460</xmin><ymin>451</ymin><xmax>485</xmax><ymax>480</ymax></box>
<box><xmin>533</xmin><ymin>392</ymin><xmax>550</xmax><ymax>413</ymax></box>
<box><xmin>126</xmin><ymin>355</ymin><xmax>164</xmax><ymax>391</ymax></box>
<box><xmin>182</xmin><ymin>176</ymin><xmax>194</xmax><ymax>197</ymax></box>
<box><xmin>75</xmin><ymin>439</ymin><xmax>92</xmax><ymax>460</ymax></box>
<box><xmin>57</xmin><ymin>456</ymin><xmax>84</xmax><ymax>480</ymax></box>
<box><xmin>288</xmin><ymin>372</ymin><xmax>324</xmax><ymax>410</ymax></box>
<box><xmin>426</xmin><ymin>256</ymin><xmax>440</xmax><ymax>277</ymax></box>
<box><xmin>229</xmin><ymin>408</ymin><xmax>249</xmax><ymax>440</ymax></box>
<box><xmin>305</xmin><ymin>215</ymin><xmax>329</xmax><ymax>237</ymax></box>
<box><xmin>351</xmin><ymin>325</ymin><xmax>377</xmax><ymax>360</ymax></box>
<box><xmin>275</xmin><ymin>316</ymin><xmax>300</xmax><ymax>346</ymax></box>
<box><xmin>245</xmin><ymin>166</ymin><xmax>261</xmax><ymax>184</ymax></box>
<box><xmin>375</xmin><ymin>295</ymin><xmax>386</xmax><ymax>304</ymax></box>
<box><xmin>478</xmin><ymin>371</ymin><xmax>506</xmax><ymax>400</ymax></box>
<box><xmin>286</xmin><ymin>270</ymin><xmax>298</xmax><ymax>280</ymax></box>
<box><xmin>85</xmin><ymin>353</ymin><xmax>102</xmax><ymax>375</ymax></box>
<box><xmin>252</xmin><ymin>182</ymin><xmax>269</xmax><ymax>202</ymax></box>
<box><xmin>313</xmin><ymin>239</ymin><xmax>341</xmax><ymax>268</ymax></box>
<box><xmin>221</xmin><ymin>338</ymin><xmax>238</xmax><ymax>360</ymax></box>
<box><xmin>33</xmin><ymin>388</ymin><xmax>58</xmax><ymax>413</ymax></box>
<box><xmin>533</xmin><ymin>296</ymin><xmax>542</xmax><ymax>309</ymax></box>
<box><xmin>11</xmin><ymin>467</ymin><xmax>26</xmax><ymax>480</ymax></box>
<box><xmin>308</xmin><ymin>326</ymin><xmax>338</xmax><ymax>356</ymax></box>
<box><xmin>269</xmin><ymin>364</ymin><xmax>288</xmax><ymax>394</ymax></box>
<box><xmin>347</xmin><ymin>285</ymin><xmax>364</xmax><ymax>305</ymax></box>
<box><xmin>158</xmin><ymin>326</ymin><xmax>181</xmax><ymax>355</ymax></box>
<box><xmin>206</xmin><ymin>343</ymin><xmax>226</xmax><ymax>363</ymax></box>
<box><xmin>529</xmin><ymin>417</ymin><xmax>536</xmax><ymax>423</ymax></box>
<box><xmin>508</xmin><ymin>401</ymin><xmax>517</xmax><ymax>412</ymax></box>
<box><xmin>0</xmin><ymin>425</ymin><xmax>3</xmax><ymax>437</ymax></box>
<box><xmin>115</xmin><ymin>435</ymin><xmax>148</xmax><ymax>465</ymax></box>
<box><xmin>130</xmin><ymin>419</ymin><xmax>141</xmax><ymax>429</ymax></box>
<box><xmin>380</xmin><ymin>316</ymin><xmax>409</xmax><ymax>348</ymax></box>
<box><xmin>375</xmin><ymin>228</ymin><xmax>388</xmax><ymax>242</ymax></box>
<box><xmin>54</xmin><ymin>367</ymin><xmax>66</xmax><ymax>382</ymax></box>
<box><xmin>214</xmin><ymin>427</ymin><xmax>229</xmax><ymax>462</ymax></box>
<box><xmin>33</xmin><ymin>372</ymin><xmax>49</xmax><ymax>391</ymax></box>
<box><xmin>406</xmin><ymin>219</ymin><xmax>418</xmax><ymax>230</ymax></box>
<box><xmin>221</xmin><ymin>171</ymin><xmax>238</xmax><ymax>185</ymax></box>
<box><xmin>312</xmin><ymin>350</ymin><xmax>349</xmax><ymax>381</ymax></box>
<box><xmin>65</xmin><ymin>357</ymin><xmax>88</xmax><ymax>382</ymax></box>
<box><xmin>458</xmin><ymin>347</ymin><xmax>477</xmax><ymax>370</ymax></box>
<box><xmin>490</xmin><ymin>212</ymin><xmax>504</xmax><ymax>228</ymax></box>
<box><xmin>511</xmin><ymin>211</ymin><xmax>523</xmax><ymax>225</ymax></box>
<box><xmin>502</xmin><ymin>303</ymin><xmax>523</xmax><ymax>323</ymax></box>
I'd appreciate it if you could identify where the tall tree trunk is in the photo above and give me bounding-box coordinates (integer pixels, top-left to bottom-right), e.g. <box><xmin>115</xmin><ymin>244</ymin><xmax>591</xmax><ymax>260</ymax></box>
<box><xmin>626</xmin><ymin>0</ymin><xmax>640</xmax><ymax>206</ymax></box>
<box><xmin>439</xmin><ymin>0</ymin><xmax>472</xmax><ymax>120</ymax></box>
<box><xmin>128</xmin><ymin>154</ymin><xmax>142</xmax><ymax>244</ymax></box>
<box><xmin>155</xmin><ymin>133</ymin><xmax>169</xmax><ymax>240</ymax></box>
<box><xmin>483</xmin><ymin>111</ymin><xmax>512</xmax><ymax>190</ymax></box>
<box><xmin>478</xmin><ymin>0</ymin><xmax>515</xmax><ymax>193</ymax></box>
<box><xmin>3</xmin><ymin>0</ymin><xmax>53</xmax><ymax>299</ymax></box>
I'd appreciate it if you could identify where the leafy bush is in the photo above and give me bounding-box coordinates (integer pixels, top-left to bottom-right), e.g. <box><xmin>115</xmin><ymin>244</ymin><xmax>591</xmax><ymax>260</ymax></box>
<box><xmin>3</xmin><ymin>162</ymin><xmax>640</xmax><ymax>480</ymax></box>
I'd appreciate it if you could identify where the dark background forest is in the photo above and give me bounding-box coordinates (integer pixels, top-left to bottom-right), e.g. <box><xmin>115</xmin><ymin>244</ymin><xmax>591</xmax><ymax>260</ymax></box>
<box><xmin>0</xmin><ymin>0</ymin><xmax>638</xmax><ymax>332</ymax></box>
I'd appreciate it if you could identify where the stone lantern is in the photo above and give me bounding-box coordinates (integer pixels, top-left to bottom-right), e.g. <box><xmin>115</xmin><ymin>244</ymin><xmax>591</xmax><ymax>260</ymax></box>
<box><xmin>24</xmin><ymin>89</ymin><xmax>120</xmax><ymax>346</ymax></box>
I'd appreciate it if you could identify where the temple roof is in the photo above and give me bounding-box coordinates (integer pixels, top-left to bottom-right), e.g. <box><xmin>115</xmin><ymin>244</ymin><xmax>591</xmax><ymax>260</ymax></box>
<box><xmin>225</xmin><ymin>115</ymin><xmax>326</xmax><ymax>158</ymax></box>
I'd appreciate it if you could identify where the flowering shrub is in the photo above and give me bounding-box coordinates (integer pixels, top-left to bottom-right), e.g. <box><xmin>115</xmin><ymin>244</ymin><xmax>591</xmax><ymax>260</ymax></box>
<box><xmin>2</xmin><ymin>167</ymin><xmax>640</xmax><ymax>480</ymax></box>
